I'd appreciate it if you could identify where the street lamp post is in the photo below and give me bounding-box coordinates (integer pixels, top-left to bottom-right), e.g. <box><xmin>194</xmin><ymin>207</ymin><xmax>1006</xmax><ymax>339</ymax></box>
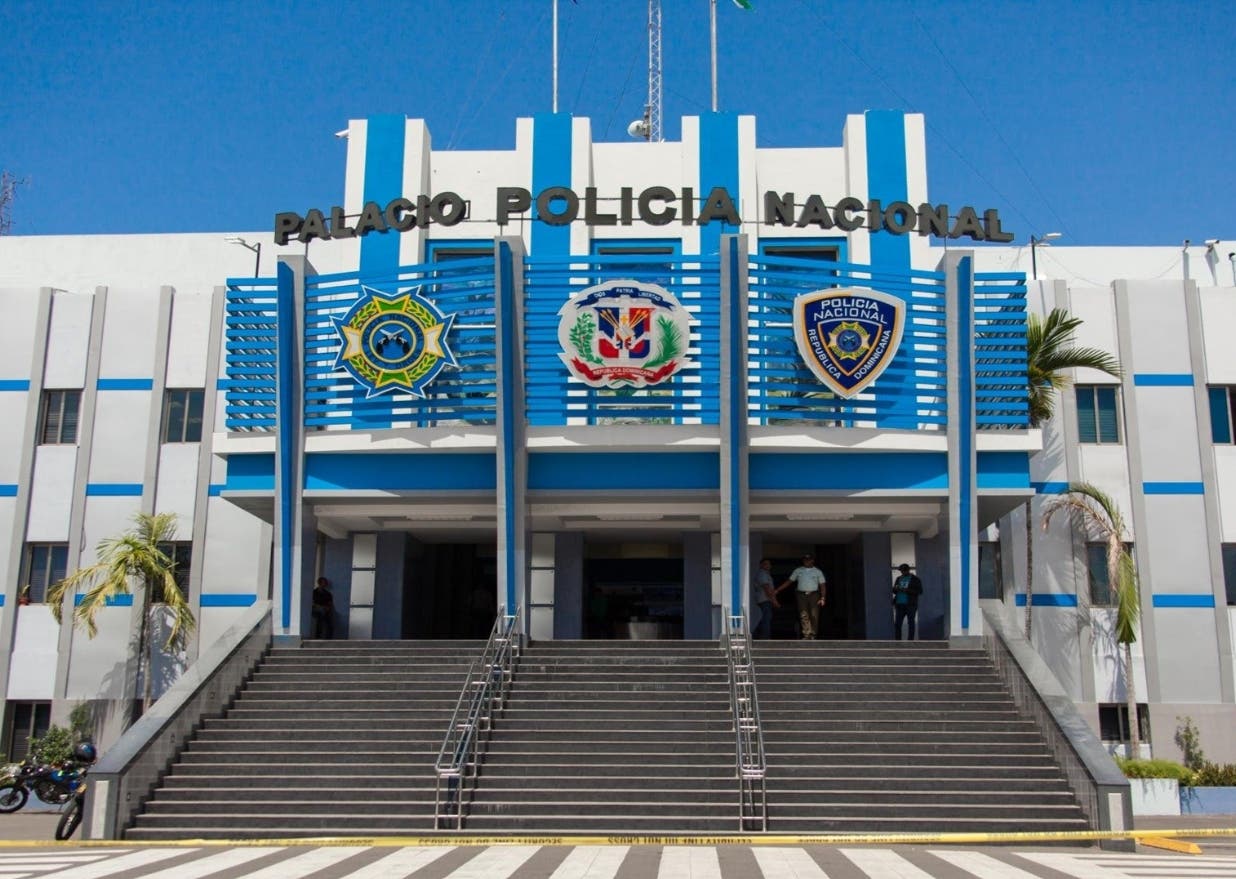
<box><xmin>1029</xmin><ymin>232</ymin><xmax>1062</xmax><ymax>280</ymax></box>
<box><xmin>224</xmin><ymin>236</ymin><xmax>262</xmax><ymax>277</ymax></box>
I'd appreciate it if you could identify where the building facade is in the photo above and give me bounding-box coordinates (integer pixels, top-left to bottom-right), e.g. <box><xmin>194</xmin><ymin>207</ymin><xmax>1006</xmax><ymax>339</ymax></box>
<box><xmin>0</xmin><ymin>110</ymin><xmax>1233</xmax><ymax>760</ymax></box>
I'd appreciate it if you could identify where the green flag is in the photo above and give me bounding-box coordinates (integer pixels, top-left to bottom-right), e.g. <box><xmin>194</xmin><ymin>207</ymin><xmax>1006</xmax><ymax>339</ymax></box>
<box><xmin>732</xmin><ymin>0</ymin><xmax>754</xmax><ymax>9</ymax></box>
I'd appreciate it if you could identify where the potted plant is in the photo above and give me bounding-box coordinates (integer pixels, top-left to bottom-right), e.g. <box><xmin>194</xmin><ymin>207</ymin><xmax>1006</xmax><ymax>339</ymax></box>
<box><xmin>17</xmin><ymin>585</ymin><xmax>31</xmax><ymax>607</ymax></box>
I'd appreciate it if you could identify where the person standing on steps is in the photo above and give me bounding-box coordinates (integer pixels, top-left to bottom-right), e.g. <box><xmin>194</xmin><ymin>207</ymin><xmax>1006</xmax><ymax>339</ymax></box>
<box><xmin>891</xmin><ymin>563</ymin><xmax>923</xmax><ymax>641</ymax></box>
<box><xmin>774</xmin><ymin>553</ymin><xmax>827</xmax><ymax>640</ymax></box>
<box><xmin>311</xmin><ymin>576</ymin><xmax>336</xmax><ymax>639</ymax></box>
<box><xmin>751</xmin><ymin>557</ymin><xmax>778</xmax><ymax>639</ymax></box>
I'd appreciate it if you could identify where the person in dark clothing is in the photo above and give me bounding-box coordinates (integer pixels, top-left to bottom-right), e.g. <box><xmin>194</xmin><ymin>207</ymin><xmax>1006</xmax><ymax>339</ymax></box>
<box><xmin>311</xmin><ymin>577</ymin><xmax>335</xmax><ymax>639</ymax></box>
<box><xmin>891</xmin><ymin>563</ymin><xmax>923</xmax><ymax>640</ymax></box>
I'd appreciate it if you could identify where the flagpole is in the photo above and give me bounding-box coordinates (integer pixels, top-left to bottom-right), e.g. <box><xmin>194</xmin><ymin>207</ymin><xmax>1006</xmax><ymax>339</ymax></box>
<box><xmin>552</xmin><ymin>0</ymin><xmax>559</xmax><ymax>112</ymax></box>
<box><xmin>710</xmin><ymin>0</ymin><xmax>718</xmax><ymax>111</ymax></box>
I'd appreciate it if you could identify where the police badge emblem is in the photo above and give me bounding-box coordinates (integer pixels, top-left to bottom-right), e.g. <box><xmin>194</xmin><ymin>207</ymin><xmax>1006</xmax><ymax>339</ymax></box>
<box><xmin>793</xmin><ymin>287</ymin><xmax>905</xmax><ymax>398</ymax></box>
<box><xmin>331</xmin><ymin>285</ymin><xmax>458</xmax><ymax>398</ymax></box>
<box><xmin>557</xmin><ymin>280</ymin><xmax>693</xmax><ymax>389</ymax></box>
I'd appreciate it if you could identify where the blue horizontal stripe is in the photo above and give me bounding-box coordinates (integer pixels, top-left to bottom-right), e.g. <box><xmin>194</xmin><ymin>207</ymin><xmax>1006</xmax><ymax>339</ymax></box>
<box><xmin>1014</xmin><ymin>593</ymin><xmax>1079</xmax><ymax>607</ymax></box>
<box><xmin>0</xmin><ymin>485</ymin><xmax>17</xmax><ymax>497</ymax></box>
<box><xmin>96</xmin><ymin>378</ymin><xmax>154</xmax><ymax>391</ymax></box>
<box><xmin>1033</xmin><ymin>481</ymin><xmax>1069</xmax><ymax>494</ymax></box>
<box><xmin>0</xmin><ymin>595</ymin><xmax>5</xmax><ymax>606</ymax></box>
<box><xmin>1143</xmin><ymin>482</ymin><xmax>1204</xmax><ymax>495</ymax></box>
<box><xmin>0</xmin><ymin>380</ymin><xmax>30</xmax><ymax>391</ymax></box>
<box><xmin>305</xmin><ymin>453</ymin><xmax>496</xmax><ymax>491</ymax></box>
<box><xmin>74</xmin><ymin>593</ymin><xmax>134</xmax><ymax>607</ymax></box>
<box><xmin>200</xmin><ymin>593</ymin><xmax>257</xmax><ymax>608</ymax></box>
<box><xmin>750</xmin><ymin>452</ymin><xmax>947</xmax><ymax>491</ymax></box>
<box><xmin>1133</xmin><ymin>374</ymin><xmax>1194</xmax><ymax>387</ymax></box>
<box><xmin>224</xmin><ymin>453</ymin><xmax>276</xmax><ymax>491</ymax></box>
<box><xmin>530</xmin><ymin>452</ymin><xmax>720</xmax><ymax>491</ymax></box>
<box><xmin>207</xmin><ymin>484</ymin><xmax>225</xmax><ymax>497</ymax></box>
<box><xmin>1152</xmin><ymin>594</ymin><xmax>1215</xmax><ymax>608</ymax></box>
<box><xmin>85</xmin><ymin>483</ymin><xmax>143</xmax><ymax>497</ymax></box>
<box><xmin>976</xmin><ymin>452</ymin><xmax>1030</xmax><ymax>489</ymax></box>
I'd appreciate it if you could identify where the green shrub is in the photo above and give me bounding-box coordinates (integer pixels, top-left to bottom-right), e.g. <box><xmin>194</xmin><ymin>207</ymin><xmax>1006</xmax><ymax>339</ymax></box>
<box><xmin>25</xmin><ymin>725</ymin><xmax>73</xmax><ymax>766</ymax></box>
<box><xmin>1114</xmin><ymin>757</ymin><xmax>1191</xmax><ymax>781</ymax></box>
<box><xmin>1189</xmin><ymin>762</ymin><xmax>1236</xmax><ymax>787</ymax></box>
<box><xmin>1175</xmin><ymin>716</ymin><xmax>1206</xmax><ymax>771</ymax></box>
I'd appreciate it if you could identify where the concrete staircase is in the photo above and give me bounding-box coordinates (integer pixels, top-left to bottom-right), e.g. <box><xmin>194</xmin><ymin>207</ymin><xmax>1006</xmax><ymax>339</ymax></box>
<box><xmin>124</xmin><ymin>640</ymin><xmax>484</xmax><ymax>840</ymax></box>
<box><xmin>753</xmin><ymin>640</ymin><xmax>1091</xmax><ymax>833</ymax></box>
<box><xmin>462</xmin><ymin>641</ymin><xmax>739</xmax><ymax>832</ymax></box>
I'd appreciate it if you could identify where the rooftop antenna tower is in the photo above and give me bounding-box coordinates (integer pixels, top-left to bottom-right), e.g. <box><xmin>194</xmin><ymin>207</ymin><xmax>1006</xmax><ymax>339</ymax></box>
<box><xmin>629</xmin><ymin>0</ymin><xmax>663</xmax><ymax>141</ymax></box>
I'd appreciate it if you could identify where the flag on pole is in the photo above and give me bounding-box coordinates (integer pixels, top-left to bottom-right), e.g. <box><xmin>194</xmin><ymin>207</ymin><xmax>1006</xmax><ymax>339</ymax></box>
<box><xmin>732</xmin><ymin>0</ymin><xmax>754</xmax><ymax>9</ymax></box>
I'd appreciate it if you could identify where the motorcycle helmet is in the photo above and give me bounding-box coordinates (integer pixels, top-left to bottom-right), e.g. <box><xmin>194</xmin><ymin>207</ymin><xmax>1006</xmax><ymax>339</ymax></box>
<box><xmin>72</xmin><ymin>742</ymin><xmax>97</xmax><ymax>764</ymax></box>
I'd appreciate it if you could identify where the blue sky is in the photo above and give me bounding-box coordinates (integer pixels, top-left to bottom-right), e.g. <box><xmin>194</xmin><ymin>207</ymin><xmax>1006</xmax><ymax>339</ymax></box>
<box><xmin>4</xmin><ymin>0</ymin><xmax>1231</xmax><ymax>245</ymax></box>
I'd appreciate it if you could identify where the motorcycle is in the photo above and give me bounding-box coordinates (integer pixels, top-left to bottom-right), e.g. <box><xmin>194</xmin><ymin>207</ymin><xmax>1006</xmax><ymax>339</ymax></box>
<box><xmin>55</xmin><ymin>782</ymin><xmax>86</xmax><ymax>841</ymax></box>
<box><xmin>0</xmin><ymin>758</ymin><xmax>87</xmax><ymax>813</ymax></box>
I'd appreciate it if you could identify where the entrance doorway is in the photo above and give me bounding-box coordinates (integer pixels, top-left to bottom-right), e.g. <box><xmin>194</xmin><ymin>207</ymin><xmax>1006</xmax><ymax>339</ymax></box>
<box><xmin>762</xmin><ymin>541</ymin><xmax>865</xmax><ymax>639</ymax></box>
<box><xmin>403</xmin><ymin>542</ymin><xmax>497</xmax><ymax>639</ymax></box>
<box><xmin>583</xmin><ymin>542</ymin><xmax>684</xmax><ymax>639</ymax></box>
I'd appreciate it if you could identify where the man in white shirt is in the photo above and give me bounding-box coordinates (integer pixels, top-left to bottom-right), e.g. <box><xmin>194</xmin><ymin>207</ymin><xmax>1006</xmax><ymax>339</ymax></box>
<box><xmin>774</xmin><ymin>553</ymin><xmax>827</xmax><ymax>640</ymax></box>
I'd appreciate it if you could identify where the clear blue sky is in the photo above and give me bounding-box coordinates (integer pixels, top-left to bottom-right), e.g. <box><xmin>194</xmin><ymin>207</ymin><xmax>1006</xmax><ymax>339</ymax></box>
<box><xmin>4</xmin><ymin>0</ymin><xmax>1231</xmax><ymax>245</ymax></box>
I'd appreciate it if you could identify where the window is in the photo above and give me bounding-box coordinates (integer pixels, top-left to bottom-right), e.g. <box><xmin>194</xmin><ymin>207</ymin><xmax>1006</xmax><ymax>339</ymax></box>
<box><xmin>1099</xmin><ymin>703</ymin><xmax>1150</xmax><ymax>745</ymax></box>
<box><xmin>1076</xmin><ymin>385</ymin><xmax>1121</xmax><ymax>444</ymax></box>
<box><xmin>20</xmin><ymin>543</ymin><xmax>68</xmax><ymax>604</ymax></box>
<box><xmin>978</xmin><ymin>541</ymin><xmax>1003</xmax><ymax>600</ymax></box>
<box><xmin>39</xmin><ymin>390</ymin><xmax>81</xmax><ymax>444</ymax></box>
<box><xmin>762</xmin><ymin>243</ymin><xmax>843</xmax><ymax>262</ymax></box>
<box><xmin>1086</xmin><ymin>542</ymin><xmax>1134</xmax><ymax>606</ymax></box>
<box><xmin>1208</xmin><ymin>386</ymin><xmax>1236</xmax><ymax>444</ymax></box>
<box><xmin>1223</xmin><ymin>543</ymin><xmax>1236</xmax><ymax>606</ymax></box>
<box><xmin>155</xmin><ymin>541</ymin><xmax>192</xmax><ymax>604</ymax></box>
<box><xmin>4</xmin><ymin>702</ymin><xmax>51</xmax><ymax>762</ymax></box>
<box><xmin>162</xmin><ymin>389</ymin><xmax>204</xmax><ymax>443</ymax></box>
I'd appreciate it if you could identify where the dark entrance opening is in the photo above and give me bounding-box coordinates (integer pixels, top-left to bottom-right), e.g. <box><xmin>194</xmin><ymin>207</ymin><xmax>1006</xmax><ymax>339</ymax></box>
<box><xmin>583</xmin><ymin>553</ymin><xmax>684</xmax><ymax>640</ymax></box>
<box><xmin>764</xmin><ymin>540</ymin><xmax>865</xmax><ymax>639</ymax></box>
<box><xmin>404</xmin><ymin>542</ymin><xmax>497</xmax><ymax>639</ymax></box>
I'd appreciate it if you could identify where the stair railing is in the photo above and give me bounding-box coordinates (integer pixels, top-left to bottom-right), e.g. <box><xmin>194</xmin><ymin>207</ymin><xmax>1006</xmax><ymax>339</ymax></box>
<box><xmin>724</xmin><ymin>612</ymin><xmax>767</xmax><ymax>832</ymax></box>
<box><xmin>433</xmin><ymin>606</ymin><xmax>522</xmax><ymax>830</ymax></box>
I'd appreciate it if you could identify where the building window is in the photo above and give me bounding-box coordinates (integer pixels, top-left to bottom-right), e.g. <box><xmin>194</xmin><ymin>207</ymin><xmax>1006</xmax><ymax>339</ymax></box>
<box><xmin>162</xmin><ymin>389</ymin><xmax>204</xmax><ymax>443</ymax></box>
<box><xmin>155</xmin><ymin>541</ymin><xmax>192</xmax><ymax>604</ymax></box>
<box><xmin>39</xmin><ymin>389</ymin><xmax>81</xmax><ymax>444</ymax></box>
<box><xmin>1086</xmin><ymin>542</ymin><xmax>1133</xmax><ymax>606</ymax></box>
<box><xmin>4</xmin><ymin>702</ymin><xmax>51</xmax><ymax>762</ymax></box>
<box><xmin>1076</xmin><ymin>385</ymin><xmax>1121</xmax><ymax>444</ymax></box>
<box><xmin>1208</xmin><ymin>386</ymin><xmax>1236</xmax><ymax>444</ymax></box>
<box><xmin>1099</xmin><ymin>703</ymin><xmax>1150</xmax><ymax>745</ymax></box>
<box><xmin>978</xmin><ymin>541</ymin><xmax>1002</xmax><ymax>600</ymax></box>
<box><xmin>762</xmin><ymin>243</ymin><xmax>843</xmax><ymax>262</ymax></box>
<box><xmin>1223</xmin><ymin>543</ymin><xmax>1236</xmax><ymax>606</ymax></box>
<box><xmin>20</xmin><ymin>543</ymin><xmax>68</xmax><ymax>604</ymax></box>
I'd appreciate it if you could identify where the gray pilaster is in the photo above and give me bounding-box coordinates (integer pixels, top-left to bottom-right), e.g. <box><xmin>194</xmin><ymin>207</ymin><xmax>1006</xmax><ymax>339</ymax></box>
<box><xmin>943</xmin><ymin>251</ymin><xmax>979</xmax><ymax>641</ymax></box>
<box><xmin>495</xmin><ymin>237</ymin><xmax>528</xmax><ymax>626</ymax></box>
<box><xmin>719</xmin><ymin>234</ymin><xmax>750</xmax><ymax>623</ymax></box>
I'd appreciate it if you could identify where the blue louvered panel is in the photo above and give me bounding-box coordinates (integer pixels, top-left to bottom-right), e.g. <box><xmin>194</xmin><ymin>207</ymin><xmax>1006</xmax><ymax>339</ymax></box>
<box><xmin>223</xmin><ymin>281</ymin><xmax>279</xmax><ymax>431</ymax></box>
<box><xmin>303</xmin><ymin>258</ymin><xmax>498</xmax><ymax>430</ymax></box>
<box><xmin>973</xmin><ymin>272</ymin><xmax>1029</xmax><ymax>428</ymax></box>
<box><xmin>747</xmin><ymin>255</ymin><xmax>949</xmax><ymax>428</ymax></box>
<box><xmin>523</xmin><ymin>254</ymin><xmax>721</xmax><ymax>426</ymax></box>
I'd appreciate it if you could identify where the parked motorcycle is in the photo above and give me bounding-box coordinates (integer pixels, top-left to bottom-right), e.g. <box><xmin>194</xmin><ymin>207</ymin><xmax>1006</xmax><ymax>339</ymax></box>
<box><xmin>0</xmin><ymin>742</ymin><xmax>97</xmax><ymax>814</ymax></box>
<box><xmin>55</xmin><ymin>783</ymin><xmax>86</xmax><ymax>841</ymax></box>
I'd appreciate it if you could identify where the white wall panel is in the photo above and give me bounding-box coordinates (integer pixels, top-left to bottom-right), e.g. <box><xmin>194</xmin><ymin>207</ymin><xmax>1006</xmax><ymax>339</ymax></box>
<box><xmin>80</xmin><ymin>496</ymin><xmax>143</xmax><ymax>566</ymax></box>
<box><xmin>1216</xmin><ymin>448</ymin><xmax>1236</xmax><ymax>540</ymax></box>
<box><xmin>1035</xmin><ymin>606</ymin><xmax>1083</xmax><ymax>700</ymax></box>
<box><xmin>88</xmin><ymin>392</ymin><xmax>152</xmax><ymax>484</ymax></box>
<box><xmin>7</xmin><ymin>608</ymin><xmax>60</xmax><ymax>699</ymax></box>
<box><xmin>43</xmin><ymin>292</ymin><xmax>93</xmax><ymax>388</ymax></box>
<box><xmin>0</xmin><ymin>394</ymin><xmax>28</xmax><ymax>482</ymax></box>
<box><xmin>1091</xmin><ymin>608</ymin><xmax>1149</xmax><ymax>703</ymax></box>
<box><xmin>197</xmin><ymin>607</ymin><xmax>247</xmax><ymax>653</ymax></box>
<box><xmin>1200</xmin><ymin>290</ymin><xmax>1236</xmax><ymax>383</ymax></box>
<box><xmin>164</xmin><ymin>292</ymin><xmax>213</xmax><ymax>387</ymax></box>
<box><xmin>1076</xmin><ymin>446</ymin><xmax>1134</xmax><ymax>531</ymax></box>
<box><xmin>1124</xmin><ymin>281</ymin><xmax>1192</xmax><ymax>374</ymax></box>
<box><xmin>1153</xmin><ymin>609</ymin><xmax>1221</xmax><ymax>702</ymax></box>
<box><xmin>65</xmin><ymin>608</ymin><xmax>132</xmax><ymax>700</ymax></box>
<box><xmin>199</xmin><ymin>498</ymin><xmax>269</xmax><ymax>595</ymax></box>
<box><xmin>26</xmin><ymin>446</ymin><xmax>78</xmax><ymax>541</ymax></box>
<box><xmin>154</xmin><ymin>444</ymin><xmax>200</xmax><ymax>523</ymax></box>
<box><xmin>98</xmin><ymin>289</ymin><xmax>160</xmax><ymax>378</ymax></box>
<box><xmin>0</xmin><ymin>290</ymin><xmax>41</xmax><ymax>378</ymax></box>
<box><xmin>1134</xmin><ymin>388</ymin><xmax>1202</xmax><ymax>482</ymax></box>
<box><xmin>1142</xmin><ymin>497</ymin><xmax>1212</xmax><ymax>593</ymax></box>
<box><xmin>1067</xmin><ymin>287</ymin><xmax>1120</xmax><ymax>385</ymax></box>
<box><xmin>348</xmin><ymin>607</ymin><xmax>373</xmax><ymax>640</ymax></box>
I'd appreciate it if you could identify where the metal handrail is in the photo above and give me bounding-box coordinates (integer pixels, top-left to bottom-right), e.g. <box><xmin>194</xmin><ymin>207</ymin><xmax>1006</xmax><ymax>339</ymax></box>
<box><xmin>724</xmin><ymin>613</ymin><xmax>767</xmax><ymax>832</ymax></box>
<box><xmin>433</xmin><ymin>607</ymin><xmax>522</xmax><ymax>830</ymax></box>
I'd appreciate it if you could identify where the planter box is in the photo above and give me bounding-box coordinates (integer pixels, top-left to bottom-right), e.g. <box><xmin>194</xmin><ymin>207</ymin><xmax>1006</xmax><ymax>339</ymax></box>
<box><xmin>1130</xmin><ymin>778</ymin><xmax>1181</xmax><ymax>816</ymax></box>
<box><xmin>1181</xmin><ymin>786</ymin><xmax>1236</xmax><ymax>814</ymax></box>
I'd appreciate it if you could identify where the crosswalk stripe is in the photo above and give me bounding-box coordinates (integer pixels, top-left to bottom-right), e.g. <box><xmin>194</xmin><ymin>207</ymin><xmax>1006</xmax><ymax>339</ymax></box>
<box><xmin>1014</xmin><ymin>852</ymin><xmax>1133</xmax><ymax>878</ymax></box>
<box><xmin>658</xmin><ymin>847</ymin><xmax>722</xmax><ymax>879</ymax></box>
<box><xmin>445</xmin><ymin>845</ymin><xmax>541</xmax><ymax>879</ymax></box>
<box><xmin>334</xmin><ymin>845</ymin><xmax>455</xmax><ymax>879</ymax></box>
<box><xmin>548</xmin><ymin>845</ymin><xmax>630</xmax><ymax>879</ymax></box>
<box><xmin>928</xmin><ymin>850</ymin><xmax>1044</xmax><ymax>878</ymax></box>
<box><xmin>125</xmin><ymin>846</ymin><xmax>284</xmax><ymax>879</ymax></box>
<box><xmin>222</xmin><ymin>845</ymin><xmax>361</xmax><ymax>879</ymax></box>
<box><xmin>20</xmin><ymin>848</ymin><xmax>189</xmax><ymax>879</ymax></box>
<box><xmin>751</xmin><ymin>846</ymin><xmax>828</xmax><ymax>878</ymax></box>
<box><xmin>840</xmin><ymin>848</ymin><xmax>935</xmax><ymax>879</ymax></box>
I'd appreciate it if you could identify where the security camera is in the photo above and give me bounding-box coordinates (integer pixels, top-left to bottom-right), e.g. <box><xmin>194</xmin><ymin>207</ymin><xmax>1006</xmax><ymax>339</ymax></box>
<box><xmin>1205</xmin><ymin>239</ymin><xmax>1220</xmax><ymax>246</ymax></box>
<box><xmin>1183</xmin><ymin>239</ymin><xmax>1191</xmax><ymax>248</ymax></box>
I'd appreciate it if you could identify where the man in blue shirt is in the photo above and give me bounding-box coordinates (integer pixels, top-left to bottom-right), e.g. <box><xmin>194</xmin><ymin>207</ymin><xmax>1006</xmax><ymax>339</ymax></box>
<box><xmin>751</xmin><ymin>558</ymin><xmax>777</xmax><ymax>639</ymax></box>
<box><xmin>891</xmin><ymin>563</ymin><xmax>924</xmax><ymax>640</ymax></box>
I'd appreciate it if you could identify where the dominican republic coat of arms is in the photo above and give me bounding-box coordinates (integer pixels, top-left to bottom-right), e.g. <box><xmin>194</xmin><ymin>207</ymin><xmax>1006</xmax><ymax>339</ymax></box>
<box><xmin>557</xmin><ymin>280</ymin><xmax>693</xmax><ymax>389</ymax></box>
<box><xmin>793</xmin><ymin>287</ymin><xmax>905</xmax><ymax>398</ymax></box>
<box><xmin>331</xmin><ymin>284</ymin><xmax>458</xmax><ymax>398</ymax></box>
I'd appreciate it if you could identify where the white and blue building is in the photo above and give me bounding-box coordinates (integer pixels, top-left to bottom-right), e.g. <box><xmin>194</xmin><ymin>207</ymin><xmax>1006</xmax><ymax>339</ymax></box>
<box><xmin>0</xmin><ymin>109</ymin><xmax>1233</xmax><ymax>760</ymax></box>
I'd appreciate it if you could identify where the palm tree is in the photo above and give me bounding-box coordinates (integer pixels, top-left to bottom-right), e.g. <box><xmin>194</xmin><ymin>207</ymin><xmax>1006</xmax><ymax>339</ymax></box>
<box><xmin>1042</xmin><ymin>483</ymin><xmax>1142</xmax><ymax>755</ymax></box>
<box><xmin>1022</xmin><ymin>308</ymin><xmax>1122</xmax><ymax>640</ymax></box>
<box><xmin>46</xmin><ymin>512</ymin><xmax>195</xmax><ymax>715</ymax></box>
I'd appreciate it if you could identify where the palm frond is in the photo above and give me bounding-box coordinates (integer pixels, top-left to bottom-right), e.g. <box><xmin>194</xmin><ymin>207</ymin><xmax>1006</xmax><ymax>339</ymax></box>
<box><xmin>1025</xmin><ymin>308</ymin><xmax>1122</xmax><ymax>426</ymax></box>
